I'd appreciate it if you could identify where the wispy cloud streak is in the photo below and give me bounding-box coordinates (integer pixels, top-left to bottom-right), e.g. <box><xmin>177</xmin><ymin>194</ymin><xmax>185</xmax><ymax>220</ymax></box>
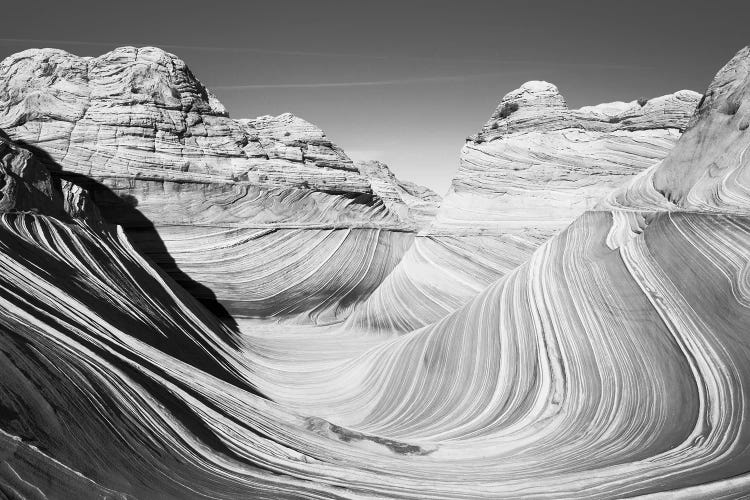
<box><xmin>0</xmin><ymin>38</ymin><xmax>653</xmax><ymax>69</ymax></box>
<box><xmin>211</xmin><ymin>72</ymin><xmax>511</xmax><ymax>90</ymax></box>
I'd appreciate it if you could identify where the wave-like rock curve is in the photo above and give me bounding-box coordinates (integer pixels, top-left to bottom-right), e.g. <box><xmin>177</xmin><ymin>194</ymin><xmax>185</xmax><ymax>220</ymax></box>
<box><xmin>0</xmin><ymin>46</ymin><xmax>439</xmax><ymax>323</ymax></box>
<box><xmin>346</xmin><ymin>81</ymin><xmax>700</xmax><ymax>334</ymax></box>
<box><xmin>0</xmin><ymin>46</ymin><xmax>750</xmax><ymax>499</ymax></box>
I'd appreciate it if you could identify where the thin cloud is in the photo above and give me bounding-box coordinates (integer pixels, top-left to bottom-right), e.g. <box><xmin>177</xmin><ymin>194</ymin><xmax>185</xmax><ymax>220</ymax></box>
<box><xmin>0</xmin><ymin>37</ymin><xmax>393</xmax><ymax>60</ymax></box>
<box><xmin>211</xmin><ymin>72</ymin><xmax>510</xmax><ymax>90</ymax></box>
<box><xmin>0</xmin><ymin>37</ymin><xmax>652</xmax><ymax>69</ymax></box>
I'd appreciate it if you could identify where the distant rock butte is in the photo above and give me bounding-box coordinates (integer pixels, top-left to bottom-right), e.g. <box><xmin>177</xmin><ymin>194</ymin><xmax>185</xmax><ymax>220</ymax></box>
<box><xmin>0</xmin><ymin>46</ymin><xmax>438</xmax><ymax>224</ymax></box>
<box><xmin>0</xmin><ymin>46</ymin><xmax>439</xmax><ymax>323</ymax></box>
<box><xmin>347</xmin><ymin>81</ymin><xmax>701</xmax><ymax>334</ymax></box>
<box><xmin>0</xmin><ymin>47</ymin><xmax>353</xmax><ymax>189</ymax></box>
<box><xmin>448</xmin><ymin>80</ymin><xmax>700</xmax><ymax>230</ymax></box>
<box><xmin>356</xmin><ymin>160</ymin><xmax>441</xmax><ymax>226</ymax></box>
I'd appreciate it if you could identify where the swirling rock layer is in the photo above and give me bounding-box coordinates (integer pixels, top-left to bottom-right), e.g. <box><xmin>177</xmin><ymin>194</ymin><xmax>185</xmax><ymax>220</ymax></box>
<box><xmin>346</xmin><ymin>82</ymin><xmax>700</xmax><ymax>334</ymax></box>
<box><xmin>1</xmin><ymin>47</ymin><xmax>750</xmax><ymax>499</ymax></box>
<box><xmin>601</xmin><ymin>47</ymin><xmax>750</xmax><ymax>214</ymax></box>
<box><xmin>0</xmin><ymin>46</ymin><xmax>438</xmax><ymax>322</ymax></box>
<box><xmin>2</xmin><ymin>169</ymin><xmax>750</xmax><ymax>498</ymax></box>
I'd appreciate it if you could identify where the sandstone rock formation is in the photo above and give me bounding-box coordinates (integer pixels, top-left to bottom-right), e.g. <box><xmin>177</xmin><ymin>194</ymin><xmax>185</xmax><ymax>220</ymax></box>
<box><xmin>346</xmin><ymin>81</ymin><xmax>701</xmax><ymax>334</ymax></box>
<box><xmin>1</xmin><ymin>46</ymin><xmax>750</xmax><ymax>500</ymax></box>
<box><xmin>0</xmin><ymin>46</ymin><xmax>438</xmax><ymax>323</ymax></box>
<box><xmin>356</xmin><ymin>160</ymin><xmax>441</xmax><ymax>226</ymax></box>
<box><xmin>0</xmin><ymin>130</ymin><xmax>65</xmax><ymax>216</ymax></box>
<box><xmin>451</xmin><ymin>81</ymin><xmax>700</xmax><ymax>230</ymax></box>
<box><xmin>0</xmin><ymin>130</ymin><xmax>100</xmax><ymax>222</ymax></box>
<box><xmin>600</xmin><ymin>47</ymin><xmax>750</xmax><ymax>214</ymax></box>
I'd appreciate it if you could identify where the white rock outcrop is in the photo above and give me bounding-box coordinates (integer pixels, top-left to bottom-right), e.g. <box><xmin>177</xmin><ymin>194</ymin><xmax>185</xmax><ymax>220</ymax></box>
<box><xmin>451</xmin><ymin>81</ymin><xmax>700</xmax><ymax>229</ymax></box>
<box><xmin>601</xmin><ymin>48</ymin><xmax>750</xmax><ymax>214</ymax></box>
<box><xmin>0</xmin><ymin>46</ymin><xmax>438</xmax><ymax>323</ymax></box>
<box><xmin>356</xmin><ymin>160</ymin><xmax>441</xmax><ymax>226</ymax></box>
<box><xmin>347</xmin><ymin>81</ymin><xmax>700</xmax><ymax>334</ymax></box>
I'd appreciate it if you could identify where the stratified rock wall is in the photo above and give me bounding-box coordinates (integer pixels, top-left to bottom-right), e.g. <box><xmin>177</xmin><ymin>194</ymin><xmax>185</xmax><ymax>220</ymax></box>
<box><xmin>356</xmin><ymin>160</ymin><xmax>441</xmax><ymax>227</ymax></box>
<box><xmin>451</xmin><ymin>81</ymin><xmax>700</xmax><ymax>229</ymax></box>
<box><xmin>0</xmin><ymin>46</ymin><xmax>435</xmax><ymax>323</ymax></box>
<box><xmin>346</xmin><ymin>82</ymin><xmax>700</xmax><ymax>334</ymax></box>
<box><xmin>601</xmin><ymin>47</ymin><xmax>750</xmax><ymax>214</ymax></box>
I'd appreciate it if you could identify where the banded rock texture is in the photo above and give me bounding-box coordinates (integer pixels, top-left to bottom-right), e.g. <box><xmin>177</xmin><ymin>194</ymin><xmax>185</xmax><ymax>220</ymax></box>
<box><xmin>1</xmin><ymin>47</ymin><xmax>750</xmax><ymax>499</ymax></box>
<box><xmin>346</xmin><ymin>81</ymin><xmax>700</xmax><ymax>334</ymax></box>
<box><xmin>356</xmin><ymin>160</ymin><xmax>441</xmax><ymax>227</ymax></box>
<box><xmin>449</xmin><ymin>81</ymin><xmax>700</xmax><ymax>228</ymax></box>
<box><xmin>601</xmin><ymin>47</ymin><xmax>750</xmax><ymax>214</ymax></box>
<box><xmin>0</xmin><ymin>46</ymin><xmax>438</xmax><ymax>323</ymax></box>
<box><xmin>0</xmin><ymin>136</ymin><xmax>336</xmax><ymax>499</ymax></box>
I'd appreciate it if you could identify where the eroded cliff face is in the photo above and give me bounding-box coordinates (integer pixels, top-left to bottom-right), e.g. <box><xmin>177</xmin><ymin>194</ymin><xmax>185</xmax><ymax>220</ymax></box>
<box><xmin>0</xmin><ymin>47</ymin><xmax>360</xmax><ymax>189</ymax></box>
<box><xmin>355</xmin><ymin>160</ymin><xmax>441</xmax><ymax>226</ymax></box>
<box><xmin>601</xmin><ymin>46</ymin><xmax>750</xmax><ymax>213</ymax></box>
<box><xmin>447</xmin><ymin>80</ymin><xmax>700</xmax><ymax>229</ymax></box>
<box><xmin>0</xmin><ymin>131</ymin><xmax>101</xmax><ymax>222</ymax></box>
<box><xmin>345</xmin><ymin>81</ymin><xmax>701</xmax><ymax>334</ymax></box>
<box><xmin>0</xmin><ymin>46</ymin><xmax>438</xmax><ymax>323</ymax></box>
<box><xmin>0</xmin><ymin>131</ymin><xmax>65</xmax><ymax>216</ymax></box>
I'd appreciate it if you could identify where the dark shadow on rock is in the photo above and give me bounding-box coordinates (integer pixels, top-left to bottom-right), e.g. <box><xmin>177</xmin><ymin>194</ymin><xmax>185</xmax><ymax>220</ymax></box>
<box><xmin>13</xmin><ymin>140</ymin><xmax>242</xmax><ymax>348</ymax></box>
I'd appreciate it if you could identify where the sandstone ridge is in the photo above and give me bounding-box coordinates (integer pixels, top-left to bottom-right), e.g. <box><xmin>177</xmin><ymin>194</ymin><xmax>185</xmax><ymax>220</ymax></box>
<box><xmin>0</xmin><ymin>46</ymin><xmax>438</xmax><ymax>322</ymax></box>
<box><xmin>346</xmin><ymin>80</ymin><xmax>701</xmax><ymax>334</ymax></box>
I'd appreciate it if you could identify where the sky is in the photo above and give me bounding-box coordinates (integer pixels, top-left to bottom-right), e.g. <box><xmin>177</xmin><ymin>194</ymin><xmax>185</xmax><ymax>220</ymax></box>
<box><xmin>1</xmin><ymin>0</ymin><xmax>748</xmax><ymax>194</ymax></box>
